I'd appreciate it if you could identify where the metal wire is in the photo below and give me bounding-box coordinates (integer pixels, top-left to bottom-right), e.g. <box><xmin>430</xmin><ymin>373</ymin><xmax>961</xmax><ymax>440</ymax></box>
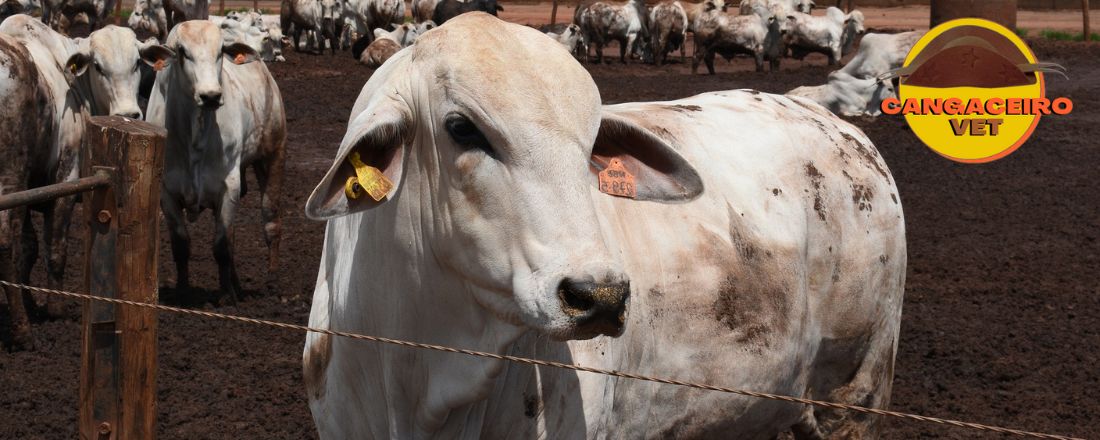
<box><xmin>0</xmin><ymin>280</ymin><xmax>1083</xmax><ymax>440</ymax></box>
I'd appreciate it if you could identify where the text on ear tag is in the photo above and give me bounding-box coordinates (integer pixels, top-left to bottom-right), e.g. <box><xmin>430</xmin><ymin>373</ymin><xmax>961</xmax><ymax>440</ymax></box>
<box><xmin>153</xmin><ymin>59</ymin><xmax>166</xmax><ymax>71</ymax></box>
<box><xmin>233</xmin><ymin>53</ymin><xmax>246</xmax><ymax>64</ymax></box>
<box><xmin>344</xmin><ymin>151</ymin><xmax>394</xmax><ymax>202</ymax></box>
<box><xmin>598</xmin><ymin>158</ymin><xmax>636</xmax><ymax>198</ymax></box>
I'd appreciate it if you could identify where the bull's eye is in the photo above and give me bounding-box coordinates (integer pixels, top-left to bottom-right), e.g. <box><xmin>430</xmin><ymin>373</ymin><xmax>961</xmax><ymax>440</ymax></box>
<box><xmin>445</xmin><ymin>115</ymin><xmax>494</xmax><ymax>156</ymax></box>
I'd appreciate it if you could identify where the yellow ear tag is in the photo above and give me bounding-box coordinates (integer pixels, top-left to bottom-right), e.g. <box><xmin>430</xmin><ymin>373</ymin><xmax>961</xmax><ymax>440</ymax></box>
<box><xmin>233</xmin><ymin>53</ymin><xmax>246</xmax><ymax>64</ymax></box>
<box><xmin>343</xmin><ymin>151</ymin><xmax>393</xmax><ymax>202</ymax></box>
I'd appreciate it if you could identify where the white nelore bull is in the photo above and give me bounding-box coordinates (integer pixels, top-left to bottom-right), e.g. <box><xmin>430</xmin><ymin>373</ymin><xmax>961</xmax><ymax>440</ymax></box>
<box><xmin>784</xmin><ymin>6</ymin><xmax>864</xmax><ymax>65</ymax></box>
<box><xmin>146</xmin><ymin>20</ymin><xmax>286</xmax><ymax>303</ymax></box>
<box><xmin>839</xmin><ymin>30</ymin><xmax>924</xmax><ymax>79</ymax></box>
<box><xmin>787</xmin><ymin>70</ymin><xmax>895</xmax><ymax>117</ymax></box>
<box><xmin>648</xmin><ymin>1</ymin><xmax>688</xmax><ymax>65</ymax></box>
<box><xmin>692</xmin><ymin>8</ymin><xmax>786</xmax><ymax>73</ymax></box>
<box><xmin>354</xmin><ymin>21</ymin><xmax>433</xmax><ymax>68</ymax></box>
<box><xmin>575</xmin><ymin>0</ymin><xmax>648</xmax><ymax>64</ymax></box>
<box><xmin>0</xmin><ymin>16</ymin><xmax>172</xmax><ymax>327</ymax></box>
<box><xmin>303</xmin><ymin>13</ymin><xmax>905</xmax><ymax>439</ymax></box>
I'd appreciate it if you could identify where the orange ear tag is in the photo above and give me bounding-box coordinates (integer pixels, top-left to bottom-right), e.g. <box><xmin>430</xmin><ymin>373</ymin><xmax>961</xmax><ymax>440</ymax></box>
<box><xmin>598</xmin><ymin>158</ymin><xmax>636</xmax><ymax>198</ymax></box>
<box><xmin>343</xmin><ymin>151</ymin><xmax>394</xmax><ymax>202</ymax></box>
<box><xmin>153</xmin><ymin>59</ymin><xmax>166</xmax><ymax>71</ymax></box>
<box><xmin>233</xmin><ymin>53</ymin><xmax>246</xmax><ymax>64</ymax></box>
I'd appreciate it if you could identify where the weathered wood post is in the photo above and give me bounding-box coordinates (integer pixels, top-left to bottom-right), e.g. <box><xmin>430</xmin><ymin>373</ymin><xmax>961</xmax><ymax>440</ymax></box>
<box><xmin>551</xmin><ymin>0</ymin><xmax>559</xmax><ymax>25</ymax></box>
<box><xmin>79</xmin><ymin>116</ymin><xmax>165</xmax><ymax>440</ymax></box>
<box><xmin>1084</xmin><ymin>0</ymin><xmax>1091</xmax><ymax>41</ymax></box>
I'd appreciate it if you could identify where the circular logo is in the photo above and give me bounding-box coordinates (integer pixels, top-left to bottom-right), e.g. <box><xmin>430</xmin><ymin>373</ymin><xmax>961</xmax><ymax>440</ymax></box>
<box><xmin>882</xmin><ymin>19</ymin><xmax>1072</xmax><ymax>163</ymax></box>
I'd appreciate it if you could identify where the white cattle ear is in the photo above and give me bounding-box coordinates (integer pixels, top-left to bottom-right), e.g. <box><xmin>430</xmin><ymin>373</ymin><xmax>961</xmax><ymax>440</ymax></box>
<box><xmin>64</xmin><ymin>39</ymin><xmax>91</xmax><ymax>78</ymax></box>
<box><xmin>305</xmin><ymin>103</ymin><xmax>410</xmax><ymax>220</ymax></box>
<box><xmin>223</xmin><ymin>42</ymin><xmax>259</xmax><ymax>64</ymax></box>
<box><xmin>138</xmin><ymin>40</ymin><xmax>175</xmax><ymax>68</ymax></box>
<box><xmin>374</xmin><ymin>28</ymin><xmax>387</xmax><ymax>39</ymax></box>
<box><xmin>590</xmin><ymin>113</ymin><xmax>704</xmax><ymax>202</ymax></box>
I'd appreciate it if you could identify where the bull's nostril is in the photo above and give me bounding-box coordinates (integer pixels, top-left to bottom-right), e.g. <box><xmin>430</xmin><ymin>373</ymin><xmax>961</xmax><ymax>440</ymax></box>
<box><xmin>557</xmin><ymin>278</ymin><xmax>630</xmax><ymax>331</ymax></box>
<box><xmin>199</xmin><ymin>92</ymin><xmax>222</xmax><ymax>107</ymax></box>
<box><xmin>559</xmin><ymin>281</ymin><xmax>596</xmax><ymax>314</ymax></box>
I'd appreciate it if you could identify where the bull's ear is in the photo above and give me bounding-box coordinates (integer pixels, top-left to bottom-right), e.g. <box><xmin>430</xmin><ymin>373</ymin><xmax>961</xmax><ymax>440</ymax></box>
<box><xmin>495</xmin><ymin>4</ymin><xmax>504</xmax><ymax>11</ymax></box>
<box><xmin>223</xmin><ymin>42</ymin><xmax>259</xmax><ymax>64</ymax></box>
<box><xmin>138</xmin><ymin>39</ymin><xmax>175</xmax><ymax>68</ymax></box>
<box><xmin>64</xmin><ymin>39</ymin><xmax>91</xmax><ymax>78</ymax></box>
<box><xmin>591</xmin><ymin>113</ymin><xmax>703</xmax><ymax>202</ymax></box>
<box><xmin>305</xmin><ymin>103</ymin><xmax>410</xmax><ymax>220</ymax></box>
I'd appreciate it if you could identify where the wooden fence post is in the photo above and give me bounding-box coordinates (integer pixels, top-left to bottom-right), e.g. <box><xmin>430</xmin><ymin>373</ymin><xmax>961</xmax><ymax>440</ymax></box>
<box><xmin>551</xmin><ymin>0</ymin><xmax>559</xmax><ymax>25</ymax></box>
<box><xmin>79</xmin><ymin>116</ymin><xmax>165</xmax><ymax>440</ymax></box>
<box><xmin>1084</xmin><ymin>0</ymin><xmax>1091</xmax><ymax>41</ymax></box>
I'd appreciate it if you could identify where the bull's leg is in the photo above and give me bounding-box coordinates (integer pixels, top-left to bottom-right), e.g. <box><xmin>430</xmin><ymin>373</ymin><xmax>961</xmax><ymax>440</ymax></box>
<box><xmin>704</xmin><ymin>49</ymin><xmax>716</xmax><ymax>74</ymax></box>
<box><xmin>252</xmin><ymin>151</ymin><xmax>284</xmax><ymax>294</ymax></box>
<box><xmin>293</xmin><ymin>28</ymin><xmax>302</xmax><ymax>53</ymax></box>
<box><xmin>796</xmin><ymin>334</ymin><xmax>898</xmax><ymax>438</ymax></box>
<box><xmin>212</xmin><ymin>185</ymin><xmax>242</xmax><ymax>304</ymax></box>
<box><xmin>754</xmin><ymin>51</ymin><xmax>765</xmax><ymax>72</ymax></box>
<box><xmin>161</xmin><ymin>195</ymin><xmax>191</xmax><ymax>291</ymax></box>
<box><xmin>41</xmin><ymin>193</ymin><xmax>76</xmax><ymax>317</ymax></box>
<box><xmin>2</xmin><ymin>204</ymin><xmax>33</xmax><ymax>350</ymax></box>
<box><xmin>620</xmin><ymin>35</ymin><xmax>634</xmax><ymax>64</ymax></box>
<box><xmin>828</xmin><ymin>46</ymin><xmax>840</xmax><ymax>66</ymax></box>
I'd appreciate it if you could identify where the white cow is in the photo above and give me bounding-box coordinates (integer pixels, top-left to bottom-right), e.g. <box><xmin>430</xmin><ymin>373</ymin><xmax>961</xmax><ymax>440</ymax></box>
<box><xmin>0</xmin><ymin>15</ymin><xmax>172</xmax><ymax>322</ymax></box>
<box><xmin>222</xmin><ymin>13</ymin><xmax>286</xmax><ymax>62</ymax></box>
<box><xmin>543</xmin><ymin>23</ymin><xmax>584</xmax><ymax>53</ymax></box>
<box><xmin>787</xmin><ymin>70</ymin><xmax>895</xmax><ymax>117</ymax></box>
<box><xmin>784</xmin><ymin>6</ymin><xmax>864</xmax><ymax>65</ymax></box>
<box><xmin>575</xmin><ymin>0</ymin><xmax>648</xmax><ymax>63</ymax></box>
<box><xmin>128</xmin><ymin>0</ymin><xmax>168</xmax><ymax>41</ymax></box>
<box><xmin>683</xmin><ymin>0</ymin><xmax>724</xmax><ymax>31</ymax></box>
<box><xmin>692</xmin><ymin>10</ymin><xmax>786</xmax><ymax>73</ymax></box>
<box><xmin>648</xmin><ymin>1</ymin><xmax>687</xmax><ymax>65</ymax></box>
<box><xmin>146</xmin><ymin>20</ymin><xmax>286</xmax><ymax>303</ymax></box>
<box><xmin>281</xmin><ymin>0</ymin><xmax>343</xmax><ymax>54</ymax></box>
<box><xmin>839</xmin><ymin>30</ymin><xmax>924</xmax><ymax>80</ymax></box>
<box><xmin>303</xmin><ymin>13</ymin><xmax>905</xmax><ymax>439</ymax></box>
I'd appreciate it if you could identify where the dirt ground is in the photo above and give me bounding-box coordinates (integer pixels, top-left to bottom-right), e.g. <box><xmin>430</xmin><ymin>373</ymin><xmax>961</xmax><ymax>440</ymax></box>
<box><xmin>1</xmin><ymin>27</ymin><xmax>1099</xmax><ymax>440</ymax></box>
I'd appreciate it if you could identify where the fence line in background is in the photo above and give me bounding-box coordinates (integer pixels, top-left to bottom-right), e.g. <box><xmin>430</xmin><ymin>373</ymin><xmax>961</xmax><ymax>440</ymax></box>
<box><xmin>0</xmin><ymin>280</ymin><xmax>1084</xmax><ymax>440</ymax></box>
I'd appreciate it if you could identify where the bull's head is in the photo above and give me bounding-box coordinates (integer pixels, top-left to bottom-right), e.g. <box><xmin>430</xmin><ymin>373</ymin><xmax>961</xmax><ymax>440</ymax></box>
<box><xmin>305</xmin><ymin>13</ymin><xmax>703</xmax><ymax>340</ymax></box>
<box><xmin>160</xmin><ymin>20</ymin><xmax>259</xmax><ymax>108</ymax></box>
<box><xmin>66</xmin><ymin>25</ymin><xmax>172</xmax><ymax>118</ymax></box>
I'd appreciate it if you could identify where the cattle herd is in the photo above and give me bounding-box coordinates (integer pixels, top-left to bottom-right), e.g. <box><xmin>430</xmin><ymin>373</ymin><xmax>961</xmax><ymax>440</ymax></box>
<box><xmin>0</xmin><ymin>0</ymin><xmax>914</xmax><ymax>437</ymax></box>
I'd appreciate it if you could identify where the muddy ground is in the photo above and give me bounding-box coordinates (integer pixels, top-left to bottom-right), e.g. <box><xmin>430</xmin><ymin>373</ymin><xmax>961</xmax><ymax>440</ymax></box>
<box><xmin>1</xmin><ymin>37</ymin><xmax>1098</xmax><ymax>439</ymax></box>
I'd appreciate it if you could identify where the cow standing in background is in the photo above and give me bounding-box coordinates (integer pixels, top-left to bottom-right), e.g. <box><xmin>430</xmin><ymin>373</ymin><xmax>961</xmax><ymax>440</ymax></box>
<box><xmin>0</xmin><ymin>16</ymin><xmax>172</xmax><ymax>343</ymax></box>
<box><xmin>693</xmin><ymin>5</ymin><xmax>788</xmax><ymax>73</ymax></box>
<box><xmin>146</xmin><ymin>20</ymin><xmax>286</xmax><ymax>304</ymax></box>
<box><xmin>784</xmin><ymin>6</ymin><xmax>865</xmax><ymax>65</ymax></box>
<box><xmin>648</xmin><ymin>1</ymin><xmax>687</xmax><ymax>65</ymax></box>
<box><xmin>281</xmin><ymin>0</ymin><xmax>343</xmax><ymax>54</ymax></box>
<box><xmin>575</xmin><ymin>0</ymin><xmax>648</xmax><ymax>64</ymax></box>
<box><xmin>304</xmin><ymin>13</ymin><xmax>905</xmax><ymax>439</ymax></box>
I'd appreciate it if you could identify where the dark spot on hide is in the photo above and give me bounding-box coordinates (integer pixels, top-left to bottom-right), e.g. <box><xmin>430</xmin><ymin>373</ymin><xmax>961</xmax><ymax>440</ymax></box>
<box><xmin>805</xmin><ymin>163</ymin><xmax>827</xmax><ymax>222</ymax></box>
<box><xmin>840</xmin><ymin>132</ymin><xmax>889</xmax><ymax>180</ymax></box>
<box><xmin>851</xmin><ymin>183</ymin><xmax>873</xmax><ymax>212</ymax></box>
<box><xmin>712</xmin><ymin>274</ymin><xmax>791</xmax><ymax>351</ymax></box>
<box><xmin>523</xmin><ymin>393</ymin><xmax>540</xmax><ymax>418</ymax></box>
<box><xmin>665</xmin><ymin>104</ymin><xmax>703</xmax><ymax>113</ymax></box>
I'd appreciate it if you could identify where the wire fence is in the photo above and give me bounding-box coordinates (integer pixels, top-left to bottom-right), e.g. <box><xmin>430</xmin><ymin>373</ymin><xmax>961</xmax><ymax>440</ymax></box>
<box><xmin>0</xmin><ymin>280</ymin><xmax>1085</xmax><ymax>440</ymax></box>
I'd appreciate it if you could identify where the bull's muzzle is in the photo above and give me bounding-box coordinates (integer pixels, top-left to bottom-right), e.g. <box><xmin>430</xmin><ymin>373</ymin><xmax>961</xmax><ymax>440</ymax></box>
<box><xmin>197</xmin><ymin>90</ymin><xmax>223</xmax><ymax>108</ymax></box>
<box><xmin>558</xmin><ymin>279</ymin><xmax>629</xmax><ymax>338</ymax></box>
